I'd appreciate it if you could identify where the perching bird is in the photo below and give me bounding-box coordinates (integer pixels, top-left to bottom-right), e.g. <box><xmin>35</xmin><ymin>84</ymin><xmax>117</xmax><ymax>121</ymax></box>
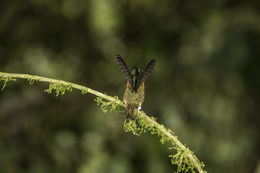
<box><xmin>115</xmin><ymin>55</ymin><xmax>156</xmax><ymax>119</ymax></box>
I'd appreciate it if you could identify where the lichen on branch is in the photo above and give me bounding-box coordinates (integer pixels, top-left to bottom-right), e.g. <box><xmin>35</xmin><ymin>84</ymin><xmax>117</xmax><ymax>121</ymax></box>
<box><xmin>0</xmin><ymin>71</ymin><xmax>206</xmax><ymax>173</ymax></box>
<box><xmin>0</xmin><ymin>76</ymin><xmax>16</xmax><ymax>90</ymax></box>
<box><xmin>94</xmin><ymin>96</ymin><xmax>123</xmax><ymax>113</ymax></box>
<box><xmin>44</xmin><ymin>82</ymin><xmax>73</xmax><ymax>96</ymax></box>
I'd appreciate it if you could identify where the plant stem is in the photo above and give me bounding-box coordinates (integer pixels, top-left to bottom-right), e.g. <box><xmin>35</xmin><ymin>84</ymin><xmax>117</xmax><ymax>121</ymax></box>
<box><xmin>0</xmin><ymin>71</ymin><xmax>205</xmax><ymax>173</ymax></box>
<box><xmin>139</xmin><ymin>111</ymin><xmax>205</xmax><ymax>173</ymax></box>
<box><xmin>0</xmin><ymin>72</ymin><xmax>123</xmax><ymax>106</ymax></box>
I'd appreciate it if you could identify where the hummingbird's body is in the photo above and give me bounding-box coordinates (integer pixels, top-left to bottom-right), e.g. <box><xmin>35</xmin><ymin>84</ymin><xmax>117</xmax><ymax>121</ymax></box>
<box><xmin>123</xmin><ymin>80</ymin><xmax>145</xmax><ymax>118</ymax></box>
<box><xmin>116</xmin><ymin>55</ymin><xmax>156</xmax><ymax>119</ymax></box>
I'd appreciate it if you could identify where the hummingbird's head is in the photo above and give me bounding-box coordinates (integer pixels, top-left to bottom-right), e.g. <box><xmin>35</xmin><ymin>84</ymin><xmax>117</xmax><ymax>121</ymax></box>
<box><xmin>131</xmin><ymin>67</ymin><xmax>141</xmax><ymax>77</ymax></box>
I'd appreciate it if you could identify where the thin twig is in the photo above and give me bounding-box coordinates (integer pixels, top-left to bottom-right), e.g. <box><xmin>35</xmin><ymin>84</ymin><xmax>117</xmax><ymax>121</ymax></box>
<box><xmin>0</xmin><ymin>72</ymin><xmax>123</xmax><ymax>105</ymax></box>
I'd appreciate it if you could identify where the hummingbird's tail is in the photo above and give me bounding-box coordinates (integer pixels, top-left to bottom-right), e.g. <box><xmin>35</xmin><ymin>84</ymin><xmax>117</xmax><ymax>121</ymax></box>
<box><xmin>125</xmin><ymin>105</ymin><xmax>138</xmax><ymax>120</ymax></box>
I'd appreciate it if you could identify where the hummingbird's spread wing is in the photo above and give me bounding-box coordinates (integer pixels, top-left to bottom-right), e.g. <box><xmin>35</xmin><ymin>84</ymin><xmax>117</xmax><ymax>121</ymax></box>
<box><xmin>115</xmin><ymin>55</ymin><xmax>135</xmax><ymax>88</ymax></box>
<box><xmin>137</xmin><ymin>59</ymin><xmax>156</xmax><ymax>88</ymax></box>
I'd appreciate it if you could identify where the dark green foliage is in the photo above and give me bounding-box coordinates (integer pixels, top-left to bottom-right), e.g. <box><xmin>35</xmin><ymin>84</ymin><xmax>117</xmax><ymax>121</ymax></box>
<box><xmin>1</xmin><ymin>0</ymin><xmax>260</xmax><ymax>172</ymax></box>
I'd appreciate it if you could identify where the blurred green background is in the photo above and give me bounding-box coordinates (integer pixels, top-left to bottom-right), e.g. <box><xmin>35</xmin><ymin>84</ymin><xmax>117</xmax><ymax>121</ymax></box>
<box><xmin>0</xmin><ymin>0</ymin><xmax>260</xmax><ymax>173</ymax></box>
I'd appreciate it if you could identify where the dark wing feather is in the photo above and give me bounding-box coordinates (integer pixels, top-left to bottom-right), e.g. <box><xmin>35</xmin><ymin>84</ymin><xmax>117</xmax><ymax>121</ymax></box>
<box><xmin>115</xmin><ymin>55</ymin><xmax>134</xmax><ymax>87</ymax></box>
<box><xmin>137</xmin><ymin>59</ymin><xmax>156</xmax><ymax>88</ymax></box>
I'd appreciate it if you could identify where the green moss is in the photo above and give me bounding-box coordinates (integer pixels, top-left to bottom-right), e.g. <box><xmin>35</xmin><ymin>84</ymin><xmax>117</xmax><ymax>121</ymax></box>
<box><xmin>0</xmin><ymin>76</ymin><xmax>16</xmax><ymax>90</ymax></box>
<box><xmin>123</xmin><ymin>111</ymin><xmax>206</xmax><ymax>173</ymax></box>
<box><xmin>81</xmin><ymin>88</ymin><xmax>88</xmax><ymax>95</ymax></box>
<box><xmin>123</xmin><ymin>119</ymin><xmax>143</xmax><ymax>136</ymax></box>
<box><xmin>94</xmin><ymin>96</ymin><xmax>122</xmax><ymax>114</ymax></box>
<box><xmin>27</xmin><ymin>77</ymin><xmax>38</xmax><ymax>85</ymax></box>
<box><xmin>44</xmin><ymin>82</ymin><xmax>72</xmax><ymax>96</ymax></box>
<box><xmin>0</xmin><ymin>72</ymin><xmax>206</xmax><ymax>173</ymax></box>
<box><xmin>169</xmin><ymin>147</ymin><xmax>206</xmax><ymax>173</ymax></box>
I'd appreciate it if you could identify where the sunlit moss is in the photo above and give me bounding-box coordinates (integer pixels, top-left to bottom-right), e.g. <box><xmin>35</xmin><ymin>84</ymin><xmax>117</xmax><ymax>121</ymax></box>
<box><xmin>81</xmin><ymin>88</ymin><xmax>88</xmax><ymax>95</ymax></box>
<box><xmin>44</xmin><ymin>82</ymin><xmax>72</xmax><ymax>96</ymax></box>
<box><xmin>0</xmin><ymin>72</ymin><xmax>206</xmax><ymax>173</ymax></box>
<box><xmin>94</xmin><ymin>96</ymin><xmax>123</xmax><ymax>114</ymax></box>
<box><xmin>0</xmin><ymin>76</ymin><xmax>16</xmax><ymax>90</ymax></box>
<box><xmin>122</xmin><ymin>111</ymin><xmax>206</xmax><ymax>173</ymax></box>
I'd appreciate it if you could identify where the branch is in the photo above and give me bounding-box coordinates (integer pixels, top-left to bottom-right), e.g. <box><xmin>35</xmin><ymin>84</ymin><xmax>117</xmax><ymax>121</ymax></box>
<box><xmin>0</xmin><ymin>72</ymin><xmax>122</xmax><ymax>105</ymax></box>
<box><xmin>138</xmin><ymin>111</ymin><xmax>205</xmax><ymax>173</ymax></box>
<box><xmin>0</xmin><ymin>72</ymin><xmax>206</xmax><ymax>173</ymax></box>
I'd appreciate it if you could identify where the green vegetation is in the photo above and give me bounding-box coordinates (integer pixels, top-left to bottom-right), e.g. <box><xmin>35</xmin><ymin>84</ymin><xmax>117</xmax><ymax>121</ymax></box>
<box><xmin>0</xmin><ymin>72</ymin><xmax>205</xmax><ymax>173</ymax></box>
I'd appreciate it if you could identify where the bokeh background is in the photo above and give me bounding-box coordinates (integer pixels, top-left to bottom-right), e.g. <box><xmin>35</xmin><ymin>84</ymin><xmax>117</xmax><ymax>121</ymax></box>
<box><xmin>1</xmin><ymin>0</ymin><xmax>260</xmax><ymax>173</ymax></box>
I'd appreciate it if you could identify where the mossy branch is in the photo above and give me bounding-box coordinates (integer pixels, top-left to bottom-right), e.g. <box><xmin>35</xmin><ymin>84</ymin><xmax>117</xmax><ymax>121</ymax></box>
<box><xmin>0</xmin><ymin>72</ymin><xmax>122</xmax><ymax>105</ymax></box>
<box><xmin>0</xmin><ymin>72</ymin><xmax>206</xmax><ymax>173</ymax></box>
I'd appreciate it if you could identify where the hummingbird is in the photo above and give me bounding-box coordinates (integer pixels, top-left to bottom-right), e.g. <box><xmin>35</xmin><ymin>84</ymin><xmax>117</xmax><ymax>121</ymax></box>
<box><xmin>115</xmin><ymin>55</ymin><xmax>156</xmax><ymax>119</ymax></box>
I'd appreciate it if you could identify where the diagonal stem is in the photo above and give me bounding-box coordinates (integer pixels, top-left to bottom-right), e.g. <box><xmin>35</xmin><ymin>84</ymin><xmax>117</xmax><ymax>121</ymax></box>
<box><xmin>0</xmin><ymin>71</ymin><xmax>206</xmax><ymax>173</ymax></box>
